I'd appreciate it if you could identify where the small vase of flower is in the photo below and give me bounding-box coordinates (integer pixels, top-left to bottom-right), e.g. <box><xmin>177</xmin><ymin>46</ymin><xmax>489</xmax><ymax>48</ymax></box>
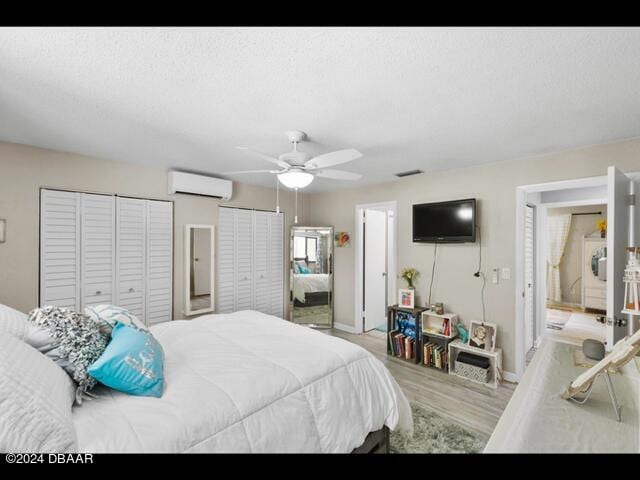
<box><xmin>597</xmin><ymin>219</ymin><xmax>607</xmax><ymax>239</ymax></box>
<box><xmin>400</xmin><ymin>267</ymin><xmax>419</xmax><ymax>290</ymax></box>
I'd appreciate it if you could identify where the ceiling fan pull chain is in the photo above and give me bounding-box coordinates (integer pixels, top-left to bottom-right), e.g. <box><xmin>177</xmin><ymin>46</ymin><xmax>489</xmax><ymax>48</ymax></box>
<box><xmin>276</xmin><ymin>176</ymin><xmax>280</xmax><ymax>214</ymax></box>
<box><xmin>294</xmin><ymin>187</ymin><xmax>298</xmax><ymax>224</ymax></box>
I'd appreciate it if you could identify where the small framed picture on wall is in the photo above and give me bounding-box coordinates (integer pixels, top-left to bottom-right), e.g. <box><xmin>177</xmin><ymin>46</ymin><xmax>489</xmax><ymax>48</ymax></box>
<box><xmin>398</xmin><ymin>289</ymin><xmax>415</xmax><ymax>309</ymax></box>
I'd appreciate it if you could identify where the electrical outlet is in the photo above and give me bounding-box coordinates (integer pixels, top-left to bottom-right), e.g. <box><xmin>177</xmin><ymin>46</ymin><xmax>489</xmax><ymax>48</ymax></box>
<box><xmin>491</xmin><ymin>267</ymin><xmax>499</xmax><ymax>284</ymax></box>
<box><xmin>501</xmin><ymin>267</ymin><xmax>511</xmax><ymax>280</ymax></box>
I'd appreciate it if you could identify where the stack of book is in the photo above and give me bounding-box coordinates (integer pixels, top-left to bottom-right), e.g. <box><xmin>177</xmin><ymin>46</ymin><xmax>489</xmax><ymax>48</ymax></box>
<box><xmin>388</xmin><ymin>330</ymin><xmax>416</xmax><ymax>360</ymax></box>
<box><xmin>423</xmin><ymin>342</ymin><xmax>447</xmax><ymax>370</ymax></box>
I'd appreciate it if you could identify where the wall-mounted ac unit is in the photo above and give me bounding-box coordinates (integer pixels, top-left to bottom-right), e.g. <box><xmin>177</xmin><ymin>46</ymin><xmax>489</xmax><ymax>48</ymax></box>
<box><xmin>168</xmin><ymin>171</ymin><xmax>233</xmax><ymax>200</ymax></box>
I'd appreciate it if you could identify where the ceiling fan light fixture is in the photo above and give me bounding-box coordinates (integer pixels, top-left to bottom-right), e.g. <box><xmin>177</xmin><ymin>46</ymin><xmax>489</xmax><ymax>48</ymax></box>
<box><xmin>277</xmin><ymin>170</ymin><xmax>314</xmax><ymax>189</ymax></box>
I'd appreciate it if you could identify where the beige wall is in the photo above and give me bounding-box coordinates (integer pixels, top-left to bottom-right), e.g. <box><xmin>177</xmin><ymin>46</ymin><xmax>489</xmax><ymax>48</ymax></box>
<box><xmin>0</xmin><ymin>141</ymin><xmax>309</xmax><ymax>319</ymax></box>
<box><xmin>306</xmin><ymin>137</ymin><xmax>640</xmax><ymax>373</ymax></box>
<box><xmin>547</xmin><ymin>205</ymin><xmax>607</xmax><ymax>305</ymax></box>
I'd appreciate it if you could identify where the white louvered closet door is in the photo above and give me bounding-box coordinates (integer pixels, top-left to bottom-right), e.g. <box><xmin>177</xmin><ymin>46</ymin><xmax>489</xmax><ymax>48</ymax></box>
<box><xmin>116</xmin><ymin>197</ymin><xmax>147</xmax><ymax>321</ymax></box>
<box><xmin>268</xmin><ymin>212</ymin><xmax>284</xmax><ymax>317</ymax></box>
<box><xmin>217</xmin><ymin>207</ymin><xmax>236</xmax><ymax>313</ymax></box>
<box><xmin>236</xmin><ymin>209</ymin><xmax>254</xmax><ymax>311</ymax></box>
<box><xmin>253</xmin><ymin>211</ymin><xmax>270</xmax><ymax>313</ymax></box>
<box><xmin>80</xmin><ymin>194</ymin><xmax>115</xmax><ymax>309</ymax></box>
<box><xmin>146</xmin><ymin>200</ymin><xmax>173</xmax><ymax>325</ymax></box>
<box><xmin>40</xmin><ymin>190</ymin><xmax>81</xmax><ymax>309</ymax></box>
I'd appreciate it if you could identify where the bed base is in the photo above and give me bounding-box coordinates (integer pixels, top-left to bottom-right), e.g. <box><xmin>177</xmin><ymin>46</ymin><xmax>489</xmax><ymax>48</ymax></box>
<box><xmin>294</xmin><ymin>291</ymin><xmax>330</xmax><ymax>307</ymax></box>
<box><xmin>351</xmin><ymin>426</ymin><xmax>390</xmax><ymax>454</ymax></box>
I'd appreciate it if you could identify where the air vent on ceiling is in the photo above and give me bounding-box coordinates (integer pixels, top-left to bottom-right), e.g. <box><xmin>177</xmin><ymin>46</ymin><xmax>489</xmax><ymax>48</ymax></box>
<box><xmin>394</xmin><ymin>169</ymin><xmax>424</xmax><ymax>178</ymax></box>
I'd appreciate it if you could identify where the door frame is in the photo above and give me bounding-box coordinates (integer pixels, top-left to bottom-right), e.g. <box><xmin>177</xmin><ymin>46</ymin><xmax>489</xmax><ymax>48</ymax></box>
<box><xmin>354</xmin><ymin>201</ymin><xmax>397</xmax><ymax>334</ymax></box>
<box><xmin>515</xmin><ymin>175</ymin><xmax>608</xmax><ymax>381</ymax></box>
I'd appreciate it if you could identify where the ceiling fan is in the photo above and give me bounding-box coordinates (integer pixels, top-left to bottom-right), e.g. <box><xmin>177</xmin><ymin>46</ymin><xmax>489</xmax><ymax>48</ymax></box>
<box><xmin>224</xmin><ymin>130</ymin><xmax>363</xmax><ymax>189</ymax></box>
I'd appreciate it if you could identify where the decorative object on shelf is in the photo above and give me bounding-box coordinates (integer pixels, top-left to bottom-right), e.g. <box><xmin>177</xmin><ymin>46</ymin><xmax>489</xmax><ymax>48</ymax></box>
<box><xmin>398</xmin><ymin>288</ymin><xmax>415</xmax><ymax>309</ymax></box>
<box><xmin>596</xmin><ymin>219</ymin><xmax>607</xmax><ymax>238</ymax></box>
<box><xmin>456</xmin><ymin>323</ymin><xmax>469</xmax><ymax>343</ymax></box>
<box><xmin>467</xmin><ymin>321</ymin><xmax>497</xmax><ymax>352</ymax></box>
<box><xmin>400</xmin><ymin>267</ymin><xmax>419</xmax><ymax>289</ymax></box>
<box><xmin>449</xmin><ymin>339</ymin><xmax>503</xmax><ymax>389</ymax></box>
<box><xmin>622</xmin><ymin>247</ymin><xmax>640</xmax><ymax>315</ymax></box>
<box><xmin>454</xmin><ymin>351</ymin><xmax>490</xmax><ymax>384</ymax></box>
<box><xmin>334</xmin><ymin>231</ymin><xmax>351</xmax><ymax>248</ymax></box>
<box><xmin>0</xmin><ymin>218</ymin><xmax>5</xmax><ymax>243</ymax></box>
<box><xmin>434</xmin><ymin>302</ymin><xmax>444</xmax><ymax>315</ymax></box>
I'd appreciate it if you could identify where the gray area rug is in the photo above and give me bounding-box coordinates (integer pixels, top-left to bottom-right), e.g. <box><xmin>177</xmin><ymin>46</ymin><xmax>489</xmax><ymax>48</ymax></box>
<box><xmin>390</xmin><ymin>403</ymin><xmax>489</xmax><ymax>453</ymax></box>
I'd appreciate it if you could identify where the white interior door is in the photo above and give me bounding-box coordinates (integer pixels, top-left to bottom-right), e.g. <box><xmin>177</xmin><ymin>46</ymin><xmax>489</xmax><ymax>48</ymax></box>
<box><xmin>363</xmin><ymin>209</ymin><xmax>387</xmax><ymax>331</ymax></box>
<box><xmin>524</xmin><ymin>204</ymin><xmax>536</xmax><ymax>351</ymax></box>
<box><xmin>192</xmin><ymin>228</ymin><xmax>211</xmax><ymax>296</ymax></box>
<box><xmin>607</xmin><ymin>166</ymin><xmax>632</xmax><ymax>347</ymax></box>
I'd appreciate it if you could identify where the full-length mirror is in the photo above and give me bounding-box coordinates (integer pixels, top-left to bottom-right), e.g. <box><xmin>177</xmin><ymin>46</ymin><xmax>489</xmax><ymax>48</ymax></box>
<box><xmin>290</xmin><ymin>226</ymin><xmax>333</xmax><ymax>328</ymax></box>
<box><xmin>184</xmin><ymin>224</ymin><xmax>214</xmax><ymax>316</ymax></box>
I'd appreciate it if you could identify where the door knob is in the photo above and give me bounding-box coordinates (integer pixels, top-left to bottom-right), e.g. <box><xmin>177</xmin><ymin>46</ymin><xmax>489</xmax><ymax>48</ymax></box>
<box><xmin>95</xmin><ymin>290</ymin><xmax>101</xmax><ymax>295</ymax></box>
<box><xmin>129</xmin><ymin>287</ymin><xmax>134</xmax><ymax>292</ymax></box>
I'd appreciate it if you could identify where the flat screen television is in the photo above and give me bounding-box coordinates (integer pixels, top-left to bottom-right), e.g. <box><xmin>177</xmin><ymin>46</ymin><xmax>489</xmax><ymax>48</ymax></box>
<box><xmin>412</xmin><ymin>199</ymin><xmax>476</xmax><ymax>243</ymax></box>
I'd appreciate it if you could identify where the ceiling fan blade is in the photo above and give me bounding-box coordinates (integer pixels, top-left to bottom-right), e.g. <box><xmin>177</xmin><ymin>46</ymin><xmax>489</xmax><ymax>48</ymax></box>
<box><xmin>304</xmin><ymin>148</ymin><xmax>363</xmax><ymax>170</ymax></box>
<box><xmin>236</xmin><ymin>146</ymin><xmax>290</xmax><ymax>169</ymax></box>
<box><xmin>314</xmin><ymin>169</ymin><xmax>362</xmax><ymax>181</ymax></box>
<box><xmin>221</xmin><ymin>169</ymin><xmax>280</xmax><ymax>175</ymax></box>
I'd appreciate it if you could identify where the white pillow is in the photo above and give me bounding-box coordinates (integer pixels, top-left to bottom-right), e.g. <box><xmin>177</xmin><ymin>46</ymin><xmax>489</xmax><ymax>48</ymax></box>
<box><xmin>84</xmin><ymin>304</ymin><xmax>147</xmax><ymax>336</ymax></box>
<box><xmin>0</xmin><ymin>303</ymin><xmax>49</xmax><ymax>345</ymax></box>
<box><xmin>0</xmin><ymin>332</ymin><xmax>77</xmax><ymax>453</ymax></box>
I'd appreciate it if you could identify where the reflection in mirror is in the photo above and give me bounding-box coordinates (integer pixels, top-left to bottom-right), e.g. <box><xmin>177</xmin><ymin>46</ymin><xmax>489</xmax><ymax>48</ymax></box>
<box><xmin>290</xmin><ymin>226</ymin><xmax>333</xmax><ymax>328</ymax></box>
<box><xmin>185</xmin><ymin>225</ymin><xmax>214</xmax><ymax>315</ymax></box>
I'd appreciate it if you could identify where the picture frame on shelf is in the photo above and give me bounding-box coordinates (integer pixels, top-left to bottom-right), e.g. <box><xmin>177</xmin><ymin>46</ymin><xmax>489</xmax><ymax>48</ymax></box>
<box><xmin>467</xmin><ymin>321</ymin><xmax>497</xmax><ymax>352</ymax></box>
<box><xmin>398</xmin><ymin>289</ymin><xmax>415</xmax><ymax>309</ymax></box>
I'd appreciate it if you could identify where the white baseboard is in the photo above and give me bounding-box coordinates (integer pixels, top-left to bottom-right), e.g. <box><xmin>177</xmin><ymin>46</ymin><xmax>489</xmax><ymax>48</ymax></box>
<box><xmin>502</xmin><ymin>371</ymin><xmax>518</xmax><ymax>383</ymax></box>
<box><xmin>333</xmin><ymin>322</ymin><xmax>358</xmax><ymax>334</ymax></box>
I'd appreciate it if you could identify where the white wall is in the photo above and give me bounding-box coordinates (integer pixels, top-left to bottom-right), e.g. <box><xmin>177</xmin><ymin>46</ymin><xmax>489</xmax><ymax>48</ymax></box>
<box><xmin>0</xmin><ymin>141</ymin><xmax>308</xmax><ymax>319</ymax></box>
<box><xmin>307</xmin><ymin>137</ymin><xmax>640</xmax><ymax>373</ymax></box>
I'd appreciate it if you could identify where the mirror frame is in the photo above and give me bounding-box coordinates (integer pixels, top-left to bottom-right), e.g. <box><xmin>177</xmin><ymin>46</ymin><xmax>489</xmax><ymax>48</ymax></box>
<box><xmin>289</xmin><ymin>226</ymin><xmax>334</xmax><ymax>328</ymax></box>
<box><xmin>184</xmin><ymin>224</ymin><xmax>215</xmax><ymax>316</ymax></box>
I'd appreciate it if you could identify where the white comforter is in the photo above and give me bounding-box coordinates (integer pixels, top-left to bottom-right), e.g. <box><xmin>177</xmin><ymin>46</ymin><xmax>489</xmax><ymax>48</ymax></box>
<box><xmin>293</xmin><ymin>273</ymin><xmax>330</xmax><ymax>303</ymax></box>
<box><xmin>72</xmin><ymin>311</ymin><xmax>412</xmax><ymax>453</ymax></box>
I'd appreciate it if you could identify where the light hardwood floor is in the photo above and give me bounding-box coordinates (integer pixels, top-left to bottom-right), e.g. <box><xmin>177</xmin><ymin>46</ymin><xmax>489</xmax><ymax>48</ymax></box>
<box><xmin>327</xmin><ymin>328</ymin><xmax>516</xmax><ymax>438</ymax></box>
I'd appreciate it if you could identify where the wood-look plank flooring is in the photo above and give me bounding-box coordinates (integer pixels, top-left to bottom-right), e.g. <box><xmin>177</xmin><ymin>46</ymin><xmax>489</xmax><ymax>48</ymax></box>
<box><xmin>327</xmin><ymin>329</ymin><xmax>516</xmax><ymax>438</ymax></box>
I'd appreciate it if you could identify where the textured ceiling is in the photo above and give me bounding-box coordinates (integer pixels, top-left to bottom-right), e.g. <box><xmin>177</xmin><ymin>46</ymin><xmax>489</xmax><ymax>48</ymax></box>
<box><xmin>1</xmin><ymin>27</ymin><xmax>640</xmax><ymax>192</ymax></box>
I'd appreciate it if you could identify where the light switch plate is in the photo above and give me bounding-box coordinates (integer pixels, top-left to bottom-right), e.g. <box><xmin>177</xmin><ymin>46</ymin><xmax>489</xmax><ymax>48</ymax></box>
<box><xmin>491</xmin><ymin>267</ymin><xmax>499</xmax><ymax>284</ymax></box>
<box><xmin>501</xmin><ymin>267</ymin><xmax>511</xmax><ymax>280</ymax></box>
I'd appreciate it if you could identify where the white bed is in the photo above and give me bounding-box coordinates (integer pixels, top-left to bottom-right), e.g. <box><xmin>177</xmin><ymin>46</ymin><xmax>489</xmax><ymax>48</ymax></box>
<box><xmin>72</xmin><ymin>310</ymin><xmax>412</xmax><ymax>453</ymax></box>
<box><xmin>293</xmin><ymin>273</ymin><xmax>330</xmax><ymax>303</ymax></box>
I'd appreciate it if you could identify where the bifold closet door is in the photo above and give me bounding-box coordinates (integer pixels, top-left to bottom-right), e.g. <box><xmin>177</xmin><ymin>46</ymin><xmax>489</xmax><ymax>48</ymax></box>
<box><xmin>80</xmin><ymin>193</ymin><xmax>115</xmax><ymax>308</ymax></box>
<box><xmin>146</xmin><ymin>200</ymin><xmax>173</xmax><ymax>325</ymax></box>
<box><xmin>217</xmin><ymin>207</ymin><xmax>236</xmax><ymax>313</ymax></box>
<box><xmin>216</xmin><ymin>206</ymin><xmax>284</xmax><ymax>317</ymax></box>
<box><xmin>235</xmin><ymin>209</ymin><xmax>254</xmax><ymax>310</ymax></box>
<box><xmin>268</xmin><ymin>213</ymin><xmax>284</xmax><ymax>317</ymax></box>
<box><xmin>253</xmin><ymin>211</ymin><xmax>270</xmax><ymax>313</ymax></box>
<box><xmin>116</xmin><ymin>197</ymin><xmax>147</xmax><ymax>321</ymax></box>
<box><xmin>40</xmin><ymin>190</ymin><xmax>81</xmax><ymax>309</ymax></box>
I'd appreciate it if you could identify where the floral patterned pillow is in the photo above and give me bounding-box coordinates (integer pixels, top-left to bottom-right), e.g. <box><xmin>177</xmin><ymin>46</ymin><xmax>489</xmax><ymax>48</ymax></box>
<box><xmin>27</xmin><ymin>306</ymin><xmax>108</xmax><ymax>402</ymax></box>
